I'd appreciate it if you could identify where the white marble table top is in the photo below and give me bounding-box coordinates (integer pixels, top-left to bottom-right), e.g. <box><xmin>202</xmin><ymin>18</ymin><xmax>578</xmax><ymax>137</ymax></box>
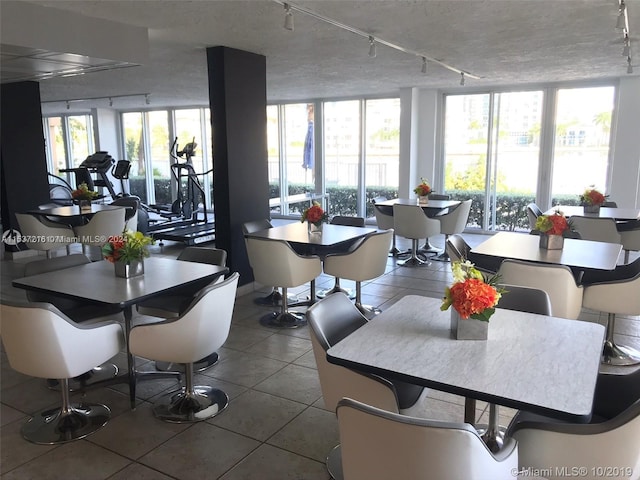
<box><xmin>13</xmin><ymin>256</ymin><xmax>228</xmax><ymax>307</ymax></box>
<box><xmin>327</xmin><ymin>295</ymin><xmax>605</xmax><ymax>421</ymax></box>
<box><xmin>471</xmin><ymin>231</ymin><xmax>622</xmax><ymax>270</ymax></box>
<box><xmin>545</xmin><ymin>205</ymin><xmax>640</xmax><ymax>221</ymax></box>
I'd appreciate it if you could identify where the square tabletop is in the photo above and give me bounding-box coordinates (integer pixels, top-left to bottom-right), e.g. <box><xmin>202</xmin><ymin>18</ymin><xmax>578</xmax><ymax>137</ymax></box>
<box><xmin>327</xmin><ymin>295</ymin><xmax>605</xmax><ymax>422</ymax></box>
<box><xmin>245</xmin><ymin>222</ymin><xmax>378</xmax><ymax>255</ymax></box>
<box><xmin>374</xmin><ymin>198</ymin><xmax>460</xmax><ymax>214</ymax></box>
<box><xmin>29</xmin><ymin>204</ymin><xmax>127</xmax><ymax>218</ymax></box>
<box><xmin>12</xmin><ymin>257</ymin><xmax>228</xmax><ymax>308</ymax></box>
<box><xmin>471</xmin><ymin>231</ymin><xmax>622</xmax><ymax>270</ymax></box>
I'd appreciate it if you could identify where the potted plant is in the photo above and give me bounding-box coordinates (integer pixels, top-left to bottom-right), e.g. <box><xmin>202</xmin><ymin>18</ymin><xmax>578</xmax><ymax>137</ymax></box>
<box><xmin>534</xmin><ymin>211</ymin><xmax>571</xmax><ymax>249</ymax></box>
<box><xmin>441</xmin><ymin>260</ymin><xmax>504</xmax><ymax>340</ymax></box>
<box><xmin>102</xmin><ymin>230</ymin><xmax>154</xmax><ymax>278</ymax></box>
<box><xmin>413</xmin><ymin>178</ymin><xmax>432</xmax><ymax>205</ymax></box>
<box><xmin>71</xmin><ymin>182</ymin><xmax>99</xmax><ymax>212</ymax></box>
<box><xmin>579</xmin><ymin>187</ymin><xmax>607</xmax><ymax>213</ymax></box>
<box><xmin>301</xmin><ymin>201</ymin><xmax>329</xmax><ymax>234</ymax></box>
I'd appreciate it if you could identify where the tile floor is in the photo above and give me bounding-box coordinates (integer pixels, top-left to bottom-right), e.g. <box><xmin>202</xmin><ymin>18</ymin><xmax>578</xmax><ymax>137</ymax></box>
<box><xmin>1</xmin><ymin>233</ymin><xmax>639</xmax><ymax>479</ymax></box>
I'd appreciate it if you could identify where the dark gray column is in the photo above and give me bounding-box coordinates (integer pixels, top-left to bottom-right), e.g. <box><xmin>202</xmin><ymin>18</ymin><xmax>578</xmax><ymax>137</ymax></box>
<box><xmin>207</xmin><ymin>47</ymin><xmax>269</xmax><ymax>285</ymax></box>
<box><xmin>1</xmin><ymin>81</ymin><xmax>49</xmax><ymax>253</ymax></box>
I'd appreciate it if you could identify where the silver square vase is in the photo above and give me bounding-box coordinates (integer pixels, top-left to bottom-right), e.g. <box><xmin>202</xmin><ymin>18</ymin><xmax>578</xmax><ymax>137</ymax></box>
<box><xmin>114</xmin><ymin>259</ymin><xmax>144</xmax><ymax>278</ymax></box>
<box><xmin>450</xmin><ymin>309</ymin><xmax>488</xmax><ymax>340</ymax></box>
<box><xmin>539</xmin><ymin>234</ymin><xmax>564</xmax><ymax>250</ymax></box>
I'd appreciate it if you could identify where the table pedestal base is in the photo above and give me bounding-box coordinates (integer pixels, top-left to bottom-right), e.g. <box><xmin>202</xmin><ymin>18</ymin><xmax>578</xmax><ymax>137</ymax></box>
<box><xmin>475</xmin><ymin>404</ymin><xmax>505</xmax><ymax>454</ymax></box>
<box><xmin>253</xmin><ymin>288</ymin><xmax>299</xmax><ymax>306</ymax></box>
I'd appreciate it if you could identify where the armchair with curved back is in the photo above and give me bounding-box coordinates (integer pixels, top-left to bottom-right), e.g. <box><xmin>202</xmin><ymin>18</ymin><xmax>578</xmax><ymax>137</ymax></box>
<box><xmin>526</xmin><ymin>203</ymin><xmax>543</xmax><ymax>230</ymax></box>
<box><xmin>129</xmin><ymin>272</ymin><xmax>239</xmax><ymax>423</ymax></box>
<box><xmin>372</xmin><ymin>198</ymin><xmax>408</xmax><ymax>258</ymax></box>
<box><xmin>15</xmin><ymin>213</ymin><xmax>76</xmax><ymax>258</ymax></box>
<box><xmin>569</xmin><ymin>216</ymin><xmax>622</xmax><ymax>244</ymax></box>
<box><xmin>337</xmin><ymin>398</ymin><xmax>519</xmax><ymax>480</ymax></box>
<box><xmin>306</xmin><ymin>293</ymin><xmax>428</xmax><ymax>479</ymax></box>
<box><xmin>0</xmin><ymin>302</ymin><xmax>124</xmax><ymax>444</ymax></box>
<box><xmin>507</xmin><ymin>368</ymin><xmax>640</xmax><ymax>480</ymax></box>
<box><xmin>392</xmin><ymin>204</ymin><xmax>440</xmax><ymax>267</ymax></box>
<box><xmin>433</xmin><ymin>199</ymin><xmax>472</xmax><ymax>262</ymax></box>
<box><xmin>110</xmin><ymin>196</ymin><xmax>140</xmax><ymax>232</ymax></box>
<box><xmin>73</xmin><ymin>208</ymin><xmax>126</xmax><ymax>258</ymax></box>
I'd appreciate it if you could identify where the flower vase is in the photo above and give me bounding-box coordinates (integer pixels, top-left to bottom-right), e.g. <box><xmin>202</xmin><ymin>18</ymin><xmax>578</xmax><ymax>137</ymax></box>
<box><xmin>78</xmin><ymin>200</ymin><xmax>92</xmax><ymax>213</ymax></box>
<box><xmin>418</xmin><ymin>196</ymin><xmax>429</xmax><ymax>206</ymax></box>
<box><xmin>583</xmin><ymin>204</ymin><xmax>601</xmax><ymax>214</ymax></box>
<box><xmin>539</xmin><ymin>234</ymin><xmax>564</xmax><ymax>250</ymax></box>
<box><xmin>450</xmin><ymin>309</ymin><xmax>488</xmax><ymax>340</ymax></box>
<box><xmin>308</xmin><ymin>221</ymin><xmax>323</xmax><ymax>235</ymax></box>
<box><xmin>114</xmin><ymin>259</ymin><xmax>144</xmax><ymax>278</ymax></box>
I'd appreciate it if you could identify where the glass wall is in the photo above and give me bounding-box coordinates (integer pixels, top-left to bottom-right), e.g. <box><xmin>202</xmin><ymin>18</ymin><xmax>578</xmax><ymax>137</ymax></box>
<box><xmin>122</xmin><ymin>112</ymin><xmax>148</xmax><ymax>202</ymax></box>
<box><xmin>442</xmin><ymin>87</ymin><xmax>601</xmax><ymax>232</ymax></box>
<box><xmin>551</xmin><ymin>86</ymin><xmax>615</xmax><ymax>205</ymax></box>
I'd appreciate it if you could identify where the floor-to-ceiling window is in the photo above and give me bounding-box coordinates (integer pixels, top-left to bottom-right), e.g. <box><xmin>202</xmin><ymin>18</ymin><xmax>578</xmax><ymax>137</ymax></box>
<box><xmin>43</xmin><ymin>114</ymin><xmax>95</xmax><ymax>183</ymax></box>
<box><xmin>268</xmin><ymin>97</ymin><xmax>400</xmax><ymax>219</ymax></box>
<box><xmin>442</xmin><ymin>86</ymin><xmax>616</xmax><ymax>232</ymax></box>
<box><xmin>550</xmin><ymin>86</ymin><xmax>615</xmax><ymax>205</ymax></box>
<box><xmin>122</xmin><ymin>112</ymin><xmax>148</xmax><ymax>202</ymax></box>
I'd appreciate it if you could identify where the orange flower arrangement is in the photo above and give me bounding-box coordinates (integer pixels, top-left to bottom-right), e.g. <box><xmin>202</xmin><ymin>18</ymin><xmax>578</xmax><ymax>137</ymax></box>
<box><xmin>102</xmin><ymin>230</ymin><xmax>153</xmax><ymax>263</ymax></box>
<box><xmin>413</xmin><ymin>178</ymin><xmax>432</xmax><ymax>197</ymax></box>
<box><xmin>301</xmin><ymin>202</ymin><xmax>329</xmax><ymax>227</ymax></box>
<box><xmin>534</xmin><ymin>211</ymin><xmax>571</xmax><ymax>236</ymax></box>
<box><xmin>580</xmin><ymin>187</ymin><xmax>606</xmax><ymax>206</ymax></box>
<box><xmin>441</xmin><ymin>261</ymin><xmax>504</xmax><ymax>322</ymax></box>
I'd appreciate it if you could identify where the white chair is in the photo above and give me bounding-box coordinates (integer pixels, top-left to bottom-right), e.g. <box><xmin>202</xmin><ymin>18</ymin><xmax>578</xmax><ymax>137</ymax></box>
<box><xmin>242</xmin><ymin>219</ymin><xmax>297</xmax><ymax>306</ymax></box>
<box><xmin>15</xmin><ymin>213</ymin><xmax>75</xmax><ymax>258</ymax></box>
<box><xmin>569</xmin><ymin>216</ymin><xmax>622</xmax><ymax>244</ymax></box>
<box><xmin>245</xmin><ymin>236</ymin><xmax>322</xmax><ymax>328</ymax></box>
<box><xmin>392</xmin><ymin>204</ymin><xmax>441</xmax><ymax>267</ymax></box>
<box><xmin>323</xmin><ymin>230</ymin><xmax>392</xmax><ymax>316</ymax></box>
<box><xmin>0</xmin><ymin>302</ymin><xmax>124</xmax><ymax>444</ymax></box>
<box><xmin>498</xmin><ymin>259</ymin><xmax>584</xmax><ymax>320</ymax></box>
<box><xmin>581</xmin><ymin>257</ymin><xmax>640</xmax><ymax>365</ymax></box>
<box><xmin>136</xmin><ymin>246</ymin><xmax>227</xmax><ymax>372</ymax></box>
<box><xmin>129</xmin><ymin>272</ymin><xmax>239</xmax><ymax>423</ymax></box>
<box><xmin>24</xmin><ymin>254</ymin><xmax>122</xmax><ymax>389</ymax></box>
<box><xmin>419</xmin><ymin>193</ymin><xmax>450</xmax><ymax>254</ymax></box>
<box><xmin>306</xmin><ymin>293</ymin><xmax>428</xmax><ymax>479</ymax></box>
<box><xmin>507</xmin><ymin>370</ymin><xmax>640</xmax><ymax>480</ymax></box>
<box><xmin>337</xmin><ymin>397</ymin><xmax>519</xmax><ymax>480</ymax></box>
<box><xmin>316</xmin><ymin>215</ymin><xmax>365</xmax><ymax>300</ymax></box>
<box><xmin>433</xmin><ymin>199</ymin><xmax>472</xmax><ymax>262</ymax></box>
<box><xmin>373</xmin><ymin>199</ymin><xmax>408</xmax><ymax>257</ymax></box>
<box><xmin>620</xmin><ymin>227</ymin><xmax>640</xmax><ymax>264</ymax></box>
<box><xmin>73</xmin><ymin>208</ymin><xmax>126</xmax><ymax>256</ymax></box>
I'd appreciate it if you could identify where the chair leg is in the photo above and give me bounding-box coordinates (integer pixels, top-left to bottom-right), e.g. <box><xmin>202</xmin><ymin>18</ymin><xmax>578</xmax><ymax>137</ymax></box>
<box><xmin>432</xmin><ymin>234</ymin><xmax>451</xmax><ymax>262</ymax></box>
<box><xmin>389</xmin><ymin>234</ymin><xmax>411</xmax><ymax>258</ymax></box>
<box><xmin>354</xmin><ymin>281</ymin><xmax>381</xmax><ymax>318</ymax></box>
<box><xmin>155</xmin><ymin>352</ymin><xmax>219</xmax><ymax>373</ymax></box>
<box><xmin>317</xmin><ymin>277</ymin><xmax>356</xmax><ymax>300</ymax></box>
<box><xmin>326</xmin><ymin>444</ymin><xmax>344</xmax><ymax>480</ymax></box>
<box><xmin>419</xmin><ymin>237</ymin><xmax>441</xmax><ymax>255</ymax></box>
<box><xmin>254</xmin><ymin>287</ymin><xmax>299</xmax><ymax>306</ymax></box>
<box><xmin>152</xmin><ymin>363</ymin><xmax>229</xmax><ymax>423</ymax></box>
<box><xmin>602</xmin><ymin>313</ymin><xmax>640</xmax><ymax>365</ymax></box>
<box><xmin>46</xmin><ymin>362</ymin><xmax>119</xmax><ymax>391</ymax></box>
<box><xmin>259</xmin><ymin>286</ymin><xmax>306</xmax><ymax>328</ymax></box>
<box><xmin>399</xmin><ymin>239</ymin><xmax>429</xmax><ymax>267</ymax></box>
<box><xmin>21</xmin><ymin>378</ymin><xmax>110</xmax><ymax>444</ymax></box>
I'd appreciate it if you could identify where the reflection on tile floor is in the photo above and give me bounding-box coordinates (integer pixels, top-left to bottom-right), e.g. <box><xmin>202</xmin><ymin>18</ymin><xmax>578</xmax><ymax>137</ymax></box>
<box><xmin>1</xmin><ymin>234</ymin><xmax>639</xmax><ymax>479</ymax></box>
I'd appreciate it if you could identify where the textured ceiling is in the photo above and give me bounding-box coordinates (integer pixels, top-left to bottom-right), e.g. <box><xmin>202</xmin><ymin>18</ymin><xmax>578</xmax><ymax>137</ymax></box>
<box><xmin>2</xmin><ymin>0</ymin><xmax>638</xmax><ymax>113</ymax></box>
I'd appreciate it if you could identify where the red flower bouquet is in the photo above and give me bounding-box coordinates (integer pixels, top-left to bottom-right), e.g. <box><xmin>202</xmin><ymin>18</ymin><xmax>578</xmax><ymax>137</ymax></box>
<box><xmin>580</xmin><ymin>187</ymin><xmax>606</xmax><ymax>206</ymax></box>
<box><xmin>534</xmin><ymin>212</ymin><xmax>570</xmax><ymax>236</ymax></box>
<box><xmin>441</xmin><ymin>261</ymin><xmax>504</xmax><ymax>322</ymax></box>
<box><xmin>71</xmin><ymin>182</ymin><xmax>99</xmax><ymax>201</ymax></box>
<box><xmin>413</xmin><ymin>178</ymin><xmax>432</xmax><ymax>197</ymax></box>
<box><xmin>301</xmin><ymin>202</ymin><xmax>329</xmax><ymax>227</ymax></box>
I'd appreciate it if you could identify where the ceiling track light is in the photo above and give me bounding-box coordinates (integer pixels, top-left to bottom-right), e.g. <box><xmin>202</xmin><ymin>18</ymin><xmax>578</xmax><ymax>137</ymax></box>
<box><xmin>271</xmin><ymin>0</ymin><xmax>481</xmax><ymax>82</ymax></box>
<box><xmin>145</xmin><ymin>94</ymin><xmax>151</xmax><ymax>105</ymax></box>
<box><xmin>368</xmin><ymin>36</ymin><xmax>377</xmax><ymax>58</ymax></box>
<box><xmin>622</xmin><ymin>37</ymin><xmax>630</xmax><ymax>57</ymax></box>
<box><xmin>627</xmin><ymin>56</ymin><xmax>634</xmax><ymax>74</ymax></box>
<box><xmin>108</xmin><ymin>97</ymin><xmax>113</xmax><ymax>107</ymax></box>
<box><xmin>615</xmin><ymin>1</ymin><xmax>632</xmax><ymax>74</ymax></box>
<box><xmin>460</xmin><ymin>72</ymin><xmax>465</xmax><ymax>86</ymax></box>
<box><xmin>43</xmin><ymin>93</ymin><xmax>152</xmax><ymax>108</ymax></box>
<box><xmin>66</xmin><ymin>101</ymin><xmax>70</xmax><ymax>110</ymax></box>
<box><xmin>421</xmin><ymin>56</ymin><xmax>427</xmax><ymax>74</ymax></box>
<box><xmin>284</xmin><ymin>3</ymin><xmax>294</xmax><ymax>31</ymax></box>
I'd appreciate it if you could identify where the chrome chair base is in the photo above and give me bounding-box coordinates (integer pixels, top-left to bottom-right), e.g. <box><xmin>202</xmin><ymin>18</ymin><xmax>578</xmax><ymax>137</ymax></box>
<box><xmin>153</xmin><ymin>386</ymin><xmax>229</xmax><ymax>423</ymax></box>
<box><xmin>316</xmin><ymin>286</ymin><xmax>356</xmax><ymax>300</ymax></box>
<box><xmin>399</xmin><ymin>255</ymin><xmax>430</xmax><ymax>267</ymax></box>
<box><xmin>254</xmin><ymin>289</ymin><xmax>299</xmax><ymax>306</ymax></box>
<box><xmin>155</xmin><ymin>352</ymin><xmax>219</xmax><ymax>373</ymax></box>
<box><xmin>419</xmin><ymin>239</ymin><xmax>441</xmax><ymax>255</ymax></box>
<box><xmin>259</xmin><ymin>311</ymin><xmax>306</xmax><ymax>328</ymax></box>
<box><xmin>431</xmin><ymin>251</ymin><xmax>450</xmax><ymax>262</ymax></box>
<box><xmin>22</xmin><ymin>403</ymin><xmax>110</xmax><ymax>444</ymax></box>
<box><xmin>602</xmin><ymin>340</ymin><xmax>640</xmax><ymax>366</ymax></box>
<box><xmin>356</xmin><ymin>303</ymin><xmax>381</xmax><ymax>318</ymax></box>
<box><xmin>46</xmin><ymin>363</ymin><xmax>119</xmax><ymax>392</ymax></box>
<box><xmin>326</xmin><ymin>444</ymin><xmax>344</xmax><ymax>480</ymax></box>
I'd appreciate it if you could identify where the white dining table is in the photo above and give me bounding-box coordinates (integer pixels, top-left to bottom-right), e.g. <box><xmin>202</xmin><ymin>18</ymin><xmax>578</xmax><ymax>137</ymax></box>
<box><xmin>471</xmin><ymin>231</ymin><xmax>622</xmax><ymax>270</ymax></box>
<box><xmin>327</xmin><ymin>295</ymin><xmax>605</xmax><ymax>437</ymax></box>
